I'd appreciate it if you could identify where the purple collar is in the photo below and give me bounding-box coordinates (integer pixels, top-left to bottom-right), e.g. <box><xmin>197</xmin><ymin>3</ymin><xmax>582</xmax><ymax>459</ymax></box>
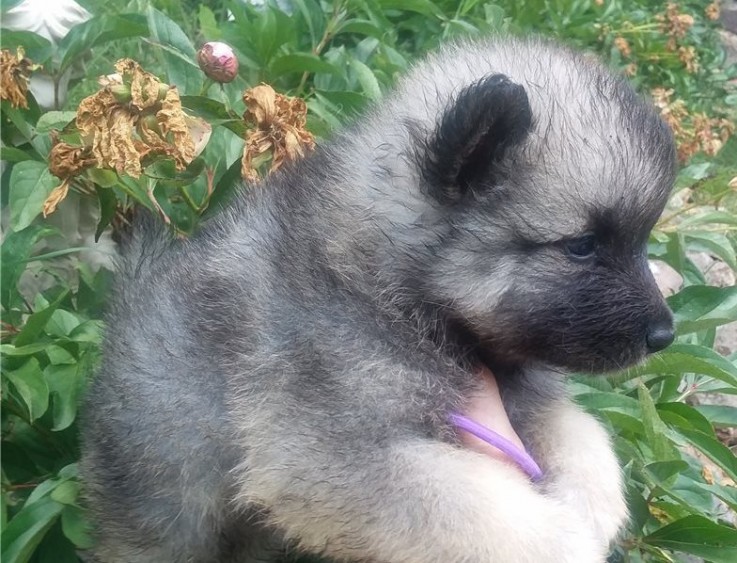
<box><xmin>449</xmin><ymin>413</ymin><xmax>543</xmax><ymax>481</ymax></box>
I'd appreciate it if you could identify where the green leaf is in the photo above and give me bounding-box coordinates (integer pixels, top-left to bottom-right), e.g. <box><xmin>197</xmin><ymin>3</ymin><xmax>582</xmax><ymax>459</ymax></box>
<box><xmin>33</xmin><ymin>521</ymin><xmax>78</xmax><ymax>563</ymax></box>
<box><xmin>0</xmin><ymin>496</ymin><xmax>63</xmax><ymax>563</ymax></box>
<box><xmin>678</xmin><ymin>211</ymin><xmax>737</xmax><ymax>229</ymax></box>
<box><xmin>694</xmin><ymin>405</ymin><xmax>737</xmax><ymax>428</ymax></box>
<box><xmin>625</xmin><ymin>344</ymin><xmax>737</xmax><ymax>387</ymax></box>
<box><xmin>644</xmin><ymin>515</ymin><xmax>737</xmax><ymax>563</ymax></box>
<box><xmin>145</xmin><ymin>6</ymin><xmax>202</xmax><ymax>94</ymax></box>
<box><xmin>575</xmin><ymin>392</ymin><xmax>640</xmax><ymax>416</ymax></box>
<box><xmin>50</xmin><ymin>481</ymin><xmax>78</xmax><ymax>505</ymax></box>
<box><xmin>197</xmin><ymin>5</ymin><xmax>221</xmax><ymax>41</ymax></box>
<box><xmin>25</xmin><ymin>472</ymin><xmax>71</xmax><ymax>506</ymax></box>
<box><xmin>145</xmin><ymin>157</ymin><xmax>206</xmax><ymax>187</ymax></box>
<box><xmin>701</xmin><ymin>482</ymin><xmax>737</xmax><ymax>514</ymax></box>
<box><xmin>0</xmin><ymin>30</ymin><xmax>53</xmax><ymax>64</ymax></box>
<box><xmin>249</xmin><ymin>7</ymin><xmax>296</xmax><ymax>66</ymax></box>
<box><xmin>67</xmin><ymin>320</ymin><xmax>104</xmax><ymax>344</ymax></box>
<box><xmin>270</xmin><ymin>53</ymin><xmax>341</xmax><ymax>78</ymax></box>
<box><xmin>86</xmin><ymin>168</ymin><xmax>120</xmax><ymax>189</ymax></box>
<box><xmin>445</xmin><ymin>18</ymin><xmax>481</xmax><ymax>36</ymax></box>
<box><xmin>675</xmin><ymin>427</ymin><xmax>737</xmax><ymax>482</ymax></box>
<box><xmin>1</xmin><ymin>0</ymin><xmax>24</xmax><ymax>11</ymax></box>
<box><xmin>95</xmin><ymin>185</ymin><xmax>118</xmax><ymax>242</ymax></box>
<box><xmin>335</xmin><ymin>19</ymin><xmax>386</xmax><ymax>39</ymax></box>
<box><xmin>601</xmin><ymin>410</ymin><xmax>645</xmax><ymax>434</ymax></box>
<box><xmin>349</xmin><ymin>57</ymin><xmax>382</xmax><ymax>100</ymax></box>
<box><xmin>0</xmin><ymin>343</ymin><xmax>49</xmax><ymax>357</ymax></box>
<box><xmin>44</xmin><ymin>363</ymin><xmax>83</xmax><ymax>431</ymax></box>
<box><xmin>290</xmin><ymin>0</ymin><xmax>326</xmax><ymax>46</ymax></box>
<box><xmin>14</xmin><ymin>290</ymin><xmax>70</xmax><ymax>347</ymax></box>
<box><xmin>679</xmin><ymin>162</ymin><xmax>712</xmax><ymax>181</ymax></box>
<box><xmin>34</xmin><ymin>112</ymin><xmax>77</xmax><ymax>135</ymax></box>
<box><xmin>0</xmin><ymin>225</ymin><xmax>55</xmax><ymax>310</ymax></box>
<box><xmin>9</xmin><ymin>161</ymin><xmax>58</xmax><ymax>231</ymax></box>
<box><xmin>4</xmin><ymin>358</ymin><xmax>49</xmax><ymax>422</ymax></box>
<box><xmin>0</xmin><ymin>146</ymin><xmax>35</xmax><ymax>163</ymax></box>
<box><xmin>637</xmin><ymin>382</ymin><xmax>678</xmax><ymax>460</ymax></box>
<box><xmin>60</xmin><ymin>505</ymin><xmax>93</xmax><ymax>549</ymax></box>
<box><xmin>45</xmin><ymin>345</ymin><xmax>75</xmax><ymax>365</ymax></box>
<box><xmin>657</xmin><ymin>402</ymin><xmax>714</xmax><ymax>435</ymax></box>
<box><xmin>180</xmin><ymin>95</ymin><xmax>230</xmax><ymax>120</ymax></box>
<box><xmin>668</xmin><ymin>285</ymin><xmax>737</xmax><ymax>335</ymax></box>
<box><xmin>45</xmin><ymin>310</ymin><xmax>81</xmax><ymax>338</ymax></box>
<box><xmin>1</xmin><ymin>100</ymin><xmax>35</xmax><ymax>143</ymax></box>
<box><xmin>203</xmin><ymin>158</ymin><xmax>242</xmax><ymax>218</ymax></box>
<box><xmin>643</xmin><ymin>460</ymin><xmax>689</xmax><ymax>484</ymax></box>
<box><xmin>684</xmin><ymin>232</ymin><xmax>737</xmax><ymax>271</ymax></box>
<box><xmin>313</xmin><ymin>90</ymin><xmax>369</xmax><ymax>119</ymax></box>
<box><xmin>376</xmin><ymin>0</ymin><xmax>445</xmax><ymax>18</ymax></box>
<box><xmin>57</xmin><ymin>14</ymin><xmax>148</xmax><ymax>73</ymax></box>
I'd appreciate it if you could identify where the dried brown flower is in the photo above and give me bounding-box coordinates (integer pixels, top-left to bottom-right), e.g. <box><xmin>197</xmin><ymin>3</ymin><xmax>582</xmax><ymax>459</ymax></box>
<box><xmin>117</xmin><ymin>58</ymin><xmax>168</xmax><ymax>110</ymax></box>
<box><xmin>73</xmin><ymin>59</ymin><xmax>208</xmax><ymax>179</ymax></box>
<box><xmin>157</xmin><ymin>88</ymin><xmax>196</xmax><ymax>168</ymax></box>
<box><xmin>44</xmin><ymin>132</ymin><xmax>98</xmax><ymax>217</ymax></box>
<box><xmin>42</xmin><ymin>179</ymin><xmax>70</xmax><ymax>218</ymax></box>
<box><xmin>48</xmin><ymin>132</ymin><xmax>96</xmax><ymax>180</ymax></box>
<box><xmin>614</xmin><ymin>37</ymin><xmax>631</xmax><ymax>58</ymax></box>
<box><xmin>0</xmin><ymin>47</ymin><xmax>39</xmax><ymax>109</ymax></box>
<box><xmin>677</xmin><ymin>45</ymin><xmax>699</xmax><ymax>73</ymax></box>
<box><xmin>241</xmin><ymin>84</ymin><xmax>315</xmax><ymax>181</ymax></box>
<box><xmin>658</xmin><ymin>3</ymin><xmax>695</xmax><ymax>51</ymax></box>
<box><xmin>651</xmin><ymin>87</ymin><xmax>733</xmax><ymax>162</ymax></box>
<box><xmin>624</xmin><ymin>63</ymin><xmax>638</xmax><ymax>76</ymax></box>
<box><xmin>705</xmin><ymin>1</ymin><xmax>720</xmax><ymax>21</ymax></box>
<box><xmin>44</xmin><ymin>59</ymin><xmax>211</xmax><ymax>218</ymax></box>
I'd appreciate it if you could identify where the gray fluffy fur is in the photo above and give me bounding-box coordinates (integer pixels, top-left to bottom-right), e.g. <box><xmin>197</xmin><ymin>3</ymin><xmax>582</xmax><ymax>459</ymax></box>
<box><xmin>81</xmin><ymin>36</ymin><xmax>676</xmax><ymax>563</ymax></box>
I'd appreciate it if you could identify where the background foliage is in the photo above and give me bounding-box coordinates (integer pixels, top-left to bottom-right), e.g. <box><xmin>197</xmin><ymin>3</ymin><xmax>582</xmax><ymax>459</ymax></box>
<box><xmin>1</xmin><ymin>0</ymin><xmax>736</xmax><ymax>561</ymax></box>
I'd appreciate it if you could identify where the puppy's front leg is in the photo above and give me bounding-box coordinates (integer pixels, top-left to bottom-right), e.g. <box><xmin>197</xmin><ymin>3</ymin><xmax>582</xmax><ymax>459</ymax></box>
<box><xmin>514</xmin><ymin>393</ymin><xmax>628</xmax><ymax>550</ymax></box>
<box><xmin>240</xmin><ymin>440</ymin><xmax>605</xmax><ymax>563</ymax></box>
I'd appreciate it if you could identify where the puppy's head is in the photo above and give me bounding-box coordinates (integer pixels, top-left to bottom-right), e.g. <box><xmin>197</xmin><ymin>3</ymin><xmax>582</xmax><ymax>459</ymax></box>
<box><xmin>411</xmin><ymin>42</ymin><xmax>676</xmax><ymax>373</ymax></box>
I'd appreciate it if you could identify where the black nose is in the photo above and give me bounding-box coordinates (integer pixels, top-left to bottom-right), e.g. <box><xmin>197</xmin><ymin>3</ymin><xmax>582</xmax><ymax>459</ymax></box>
<box><xmin>646</xmin><ymin>323</ymin><xmax>675</xmax><ymax>352</ymax></box>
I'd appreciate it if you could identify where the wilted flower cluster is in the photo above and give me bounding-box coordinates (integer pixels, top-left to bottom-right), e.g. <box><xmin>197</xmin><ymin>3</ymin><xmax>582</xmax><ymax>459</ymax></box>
<box><xmin>45</xmin><ymin>59</ymin><xmax>211</xmax><ymax>217</ymax></box>
<box><xmin>0</xmin><ymin>47</ymin><xmax>39</xmax><ymax>109</ymax></box>
<box><xmin>658</xmin><ymin>3</ymin><xmax>694</xmax><ymax>46</ymax></box>
<box><xmin>241</xmin><ymin>84</ymin><xmax>315</xmax><ymax>181</ymax></box>
<box><xmin>677</xmin><ymin>45</ymin><xmax>699</xmax><ymax>73</ymax></box>
<box><xmin>652</xmin><ymin>88</ymin><xmax>734</xmax><ymax>162</ymax></box>
<box><xmin>77</xmin><ymin>59</ymin><xmax>208</xmax><ymax>177</ymax></box>
<box><xmin>613</xmin><ymin>36</ymin><xmax>631</xmax><ymax>58</ymax></box>
<box><xmin>705</xmin><ymin>1</ymin><xmax>720</xmax><ymax>21</ymax></box>
<box><xmin>657</xmin><ymin>3</ymin><xmax>699</xmax><ymax>72</ymax></box>
<box><xmin>42</xmin><ymin>40</ymin><xmax>314</xmax><ymax>218</ymax></box>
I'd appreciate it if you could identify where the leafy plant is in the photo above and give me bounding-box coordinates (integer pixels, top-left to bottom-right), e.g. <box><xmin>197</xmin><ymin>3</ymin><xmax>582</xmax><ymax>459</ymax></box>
<box><xmin>1</xmin><ymin>1</ymin><xmax>735</xmax><ymax>561</ymax></box>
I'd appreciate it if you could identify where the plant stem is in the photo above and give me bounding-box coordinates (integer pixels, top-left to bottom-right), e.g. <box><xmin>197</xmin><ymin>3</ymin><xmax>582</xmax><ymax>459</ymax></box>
<box><xmin>179</xmin><ymin>184</ymin><xmax>200</xmax><ymax>213</ymax></box>
<box><xmin>296</xmin><ymin>1</ymin><xmax>344</xmax><ymax>96</ymax></box>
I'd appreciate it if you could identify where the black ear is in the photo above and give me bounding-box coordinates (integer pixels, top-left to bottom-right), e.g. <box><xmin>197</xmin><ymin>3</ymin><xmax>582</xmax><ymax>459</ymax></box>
<box><xmin>422</xmin><ymin>74</ymin><xmax>532</xmax><ymax>203</ymax></box>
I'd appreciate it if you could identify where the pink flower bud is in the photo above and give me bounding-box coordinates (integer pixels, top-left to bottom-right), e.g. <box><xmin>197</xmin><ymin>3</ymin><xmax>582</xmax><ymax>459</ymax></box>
<box><xmin>197</xmin><ymin>42</ymin><xmax>239</xmax><ymax>83</ymax></box>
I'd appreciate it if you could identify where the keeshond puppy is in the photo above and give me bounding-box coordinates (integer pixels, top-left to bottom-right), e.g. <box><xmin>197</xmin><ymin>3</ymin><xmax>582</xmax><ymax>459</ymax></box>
<box><xmin>81</xmin><ymin>36</ymin><xmax>676</xmax><ymax>563</ymax></box>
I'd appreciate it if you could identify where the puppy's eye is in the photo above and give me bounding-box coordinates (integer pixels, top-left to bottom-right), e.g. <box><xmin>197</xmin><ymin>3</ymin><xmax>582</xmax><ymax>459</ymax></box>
<box><xmin>565</xmin><ymin>234</ymin><xmax>596</xmax><ymax>260</ymax></box>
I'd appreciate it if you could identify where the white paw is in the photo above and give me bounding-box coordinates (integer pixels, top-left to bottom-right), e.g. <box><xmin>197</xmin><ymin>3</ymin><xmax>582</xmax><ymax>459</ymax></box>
<box><xmin>539</xmin><ymin>407</ymin><xmax>628</xmax><ymax>548</ymax></box>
